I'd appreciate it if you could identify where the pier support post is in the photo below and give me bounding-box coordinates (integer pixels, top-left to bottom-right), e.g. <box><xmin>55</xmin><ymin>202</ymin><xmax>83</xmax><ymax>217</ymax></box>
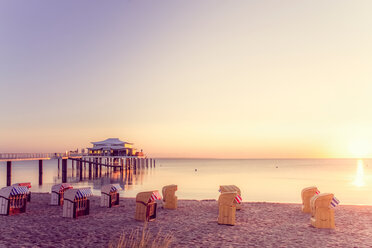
<box><xmin>154</xmin><ymin>159</ymin><xmax>156</xmax><ymax>167</ymax></box>
<box><xmin>89</xmin><ymin>160</ymin><xmax>92</xmax><ymax>179</ymax></box>
<box><xmin>62</xmin><ymin>159</ymin><xmax>67</xmax><ymax>183</ymax></box>
<box><xmin>95</xmin><ymin>158</ymin><xmax>98</xmax><ymax>177</ymax></box>
<box><xmin>79</xmin><ymin>159</ymin><xmax>83</xmax><ymax>181</ymax></box>
<box><xmin>57</xmin><ymin>158</ymin><xmax>60</xmax><ymax>178</ymax></box>
<box><xmin>6</xmin><ymin>161</ymin><xmax>11</xmax><ymax>186</ymax></box>
<box><xmin>83</xmin><ymin>160</ymin><xmax>86</xmax><ymax>179</ymax></box>
<box><xmin>39</xmin><ymin>160</ymin><xmax>43</xmax><ymax>185</ymax></box>
<box><xmin>99</xmin><ymin>158</ymin><xmax>102</xmax><ymax>176</ymax></box>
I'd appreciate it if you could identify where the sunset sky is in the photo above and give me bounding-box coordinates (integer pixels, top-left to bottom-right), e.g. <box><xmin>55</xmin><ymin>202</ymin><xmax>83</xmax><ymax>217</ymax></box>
<box><xmin>1</xmin><ymin>1</ymin><xmax>372</xmax><ymax>158</ymax></box>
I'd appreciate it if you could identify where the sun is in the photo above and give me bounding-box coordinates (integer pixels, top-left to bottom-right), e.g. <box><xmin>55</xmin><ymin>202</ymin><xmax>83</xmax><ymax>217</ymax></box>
<box><xmin>348</xmin><ymin>139</ymin><xmax>371</xmax><ymax>158</ymax></box>
<box><xmin>353</xmin><ymin>160</ymin><xmax>365</xmax><ymax>187</ymax></box>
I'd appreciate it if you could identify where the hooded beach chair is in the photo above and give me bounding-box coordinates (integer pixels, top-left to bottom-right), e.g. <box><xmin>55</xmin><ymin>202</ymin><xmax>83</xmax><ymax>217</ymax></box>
<box><xmin>301</xmin><ymin>186</ymin><xmax>319</xmax><ymax>213</ymax></box>
<box><xmin>135</xmin><ymin>191</ymin><xmax>160</xmax><ymax>221</ymax></box>
<box><xmin>50</xmin><ymin>183</ymin><xmax>73</xmax><ymax>206</ymax></box>
<box><xmin>219</xmin><ymin>185</ymin><xmax>242</xmax><ymax>210</ymax></box>
<box><xmin>310</xmin><ymin>193</ymin><xmax>335</xmax><ymax>229</ymax></box>
<box><xmin>100</xmin><ymin>184</ymin><xmax>122</xmax><ymax>207</ymax></box>
<box><xmin>218</xmin><ymin>192</ymin><xmax>237</xmax><ymax>226</ymax></box>
<box><xmin>63</xmin><ymin>188</ymin><xmax>92</xmax><ymax>218</ymax></box>
<box><xmin>0</xmin><ymin>186</ymin><xmax>29</xmax><ymax>215</ymax></box>
<box><xmin>162</xmin><ymin>184</ymin><xmax>178</xmax><ymax>209</ymax></box>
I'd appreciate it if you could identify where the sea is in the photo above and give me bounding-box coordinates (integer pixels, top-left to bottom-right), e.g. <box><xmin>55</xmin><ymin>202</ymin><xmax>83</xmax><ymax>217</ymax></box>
<box><xmin>1</xmin><ymin>158</ymin><xmax>372</xmax><ymax>205</ymax></box>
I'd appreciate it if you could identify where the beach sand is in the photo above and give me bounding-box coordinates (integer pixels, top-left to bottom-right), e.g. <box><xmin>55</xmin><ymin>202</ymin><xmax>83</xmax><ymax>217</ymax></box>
<box><xmin>1</xmin><ymin>193</ymin><xmax>371</xmax><ymax>248</ymax></box>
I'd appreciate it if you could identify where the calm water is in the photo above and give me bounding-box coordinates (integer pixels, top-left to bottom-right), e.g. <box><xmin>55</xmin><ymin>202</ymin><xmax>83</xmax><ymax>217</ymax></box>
<box><xmin>1</xmin><ymin>158</ymin><xmax>372</xmax><ymax>205</ymax></box>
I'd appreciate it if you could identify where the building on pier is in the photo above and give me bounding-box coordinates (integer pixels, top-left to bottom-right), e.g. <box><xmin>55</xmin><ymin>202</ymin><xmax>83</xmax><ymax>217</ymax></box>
<box><xmin>87</xmin><ymin>138</ymin><xmax>141</xmax><ymax>157</ymax></box>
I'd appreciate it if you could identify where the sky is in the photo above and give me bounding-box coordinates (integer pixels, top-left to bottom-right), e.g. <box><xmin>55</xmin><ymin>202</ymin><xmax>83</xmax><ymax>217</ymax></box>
<box><xmin>1</xmin><ymin>0</ymin><xmax>372</xmax><ymax>158</ymax></box>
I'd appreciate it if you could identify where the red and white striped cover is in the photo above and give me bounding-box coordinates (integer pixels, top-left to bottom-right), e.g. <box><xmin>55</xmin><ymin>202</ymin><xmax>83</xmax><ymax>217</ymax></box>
<box><xmin>150</xmin><ymin>191</ymin><xmax>162</xmax><ymax>202</ymax></box>
<box><xmin>60</xmin><ymin>183</ymin><xmax>72</xmax><ymax>191</ymax></box>
<box><xmin>235</xmin><ymin>194</ymin><xmax>242</xmax><ymax>204</ymax></box>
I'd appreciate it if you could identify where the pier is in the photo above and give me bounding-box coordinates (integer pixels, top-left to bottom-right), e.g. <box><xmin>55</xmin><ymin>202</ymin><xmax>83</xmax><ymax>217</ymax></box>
<box><xmin>0</xmin><ymin>153</ymin><xmax>155</xmax><ymax>186</ymax></box>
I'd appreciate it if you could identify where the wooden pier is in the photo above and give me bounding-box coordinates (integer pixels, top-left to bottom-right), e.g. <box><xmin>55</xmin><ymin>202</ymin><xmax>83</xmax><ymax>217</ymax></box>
<box><xmin>0</xmin><ymin>153</ymin><xmax>156</xmax><ymax>186</ymax></box>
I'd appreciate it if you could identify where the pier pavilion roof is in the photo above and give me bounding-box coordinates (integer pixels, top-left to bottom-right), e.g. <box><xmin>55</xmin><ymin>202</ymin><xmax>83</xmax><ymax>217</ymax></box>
<box><xmin>90</xmin><ymin>146</ymin><xmax>127</xmax><ymax>150</ymax></box>
<box><xmin>91</xmin><ymin>138</ymin><xmax>133</xmax><ymax>146</ymax></box>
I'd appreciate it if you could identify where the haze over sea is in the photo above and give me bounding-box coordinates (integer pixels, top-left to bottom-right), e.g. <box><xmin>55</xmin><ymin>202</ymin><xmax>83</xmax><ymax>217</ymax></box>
<box><xmin>1</xmin><ymin>158</ymin><xmax>371</xmax><ymax>205</ymax></box>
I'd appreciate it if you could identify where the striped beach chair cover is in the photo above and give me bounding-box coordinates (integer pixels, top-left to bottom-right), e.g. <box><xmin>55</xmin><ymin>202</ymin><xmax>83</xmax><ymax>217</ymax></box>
<box><xmin>10</xmin><ymin>186</ymin><xmax>29</xmax><ymax>196</ymax></box>
<box><xmin>110</xmin><ymin>184</ymin><xmax>122</xmax><ymax>192</ymax></box>
<box><xmin>12</xmin><ymin>182</ymin><xmax>31</xmax><ymax>189</ymax></box>
<box><xmin>75</xmin><ymin>188</ymin><xmax>93</xmax><ymax>199</ymax></box>
<box><xmin>150</xmin><ymin>191</ymin><xmax>162</xmax><ymax>202</ymax></box>
<box><xmin>330</xmin><ymin>196</ymin><xmax>340</xmax><ymax>208</ymax></box>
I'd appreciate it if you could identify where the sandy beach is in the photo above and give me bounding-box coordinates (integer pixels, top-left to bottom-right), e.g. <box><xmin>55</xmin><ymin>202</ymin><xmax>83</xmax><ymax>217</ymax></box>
<box><xmin>1</xmin><ymin>193</ymin><xmax>371</xmax><ymax>248</ymax></box>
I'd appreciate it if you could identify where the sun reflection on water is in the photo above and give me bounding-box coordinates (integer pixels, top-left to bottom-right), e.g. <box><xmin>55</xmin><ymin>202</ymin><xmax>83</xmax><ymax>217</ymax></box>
<box><xmin>353</xmin><ymin>159</ymin><xmax>365</xmax><ymax>187</ymax></box>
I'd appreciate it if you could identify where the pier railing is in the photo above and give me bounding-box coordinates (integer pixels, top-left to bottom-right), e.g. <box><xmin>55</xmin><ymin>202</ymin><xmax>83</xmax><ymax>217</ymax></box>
<box><xmin>0</xmin><ymin>153</ymin><xmax>67</xmax><ymax>160</ymax></box>
<box><xmin>0</xmin><ymin>153</ymin><xmax>149</xmax><ymax>160</ymax></box>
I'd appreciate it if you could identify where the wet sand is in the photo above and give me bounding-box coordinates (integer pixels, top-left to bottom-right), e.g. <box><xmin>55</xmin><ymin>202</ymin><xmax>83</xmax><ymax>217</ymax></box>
<box><xmin>0</xmin><ymin>193</ymin><xmax>371</xmax><ymax>248</ymax></box>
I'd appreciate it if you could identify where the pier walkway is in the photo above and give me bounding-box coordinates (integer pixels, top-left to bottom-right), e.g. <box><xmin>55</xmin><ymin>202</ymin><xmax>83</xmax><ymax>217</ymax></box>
<box><xmin>0</xmin><ymin>153</ymin><xmax>63</xmax><ymax>161</ymax></box>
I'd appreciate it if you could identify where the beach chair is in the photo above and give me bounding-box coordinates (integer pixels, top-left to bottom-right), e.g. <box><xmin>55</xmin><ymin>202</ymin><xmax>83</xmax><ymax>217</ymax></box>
<box><xmin>63</xmin><ymin>188</ymin><xmax>92</xmax><ymax>218</ymax></box>
<box><xmin>0</xmin><ymin>186</ymin><xmax>29</xmax><ymax>215</ymax></box>
<box><xmin>162</xmin><ymin>184</ymin><xmax>178</xmax><ymax>210</ymax></box>
<box><xmin>301</xmin><ymin>186</ymin><xmax>319</xmax><ymax>213</ymax></box>
<box><xmin>50</xmin><ymin>183</ymin><xmax>73</xmax><ymax>206</ymax></box>
<box><xmin>100</xmin><ymin>184</ymin><xmax>122</xmax><ymax>207</ymax></box>
<box><xmin>310</xmin><ymin>193</ymin><xmax>335</xmax><ymax>229</ymax></box>
<box><xmin>135</xmin><ymin>191</ymin><xmax>159</xmax><ymax>221</ymax></box>
<box><xmin>219</xmin><ymin>185</ymin><xmax>242</xmax><ymax>210</ymax></box>
<box><xmin>218</xmin><ymin>192</ymin><xmax>237</xmax><ymax>226</ymax></box>
<box><xmin>12</xmin><ymin>183</ymin><xmax>31</xmax><ymax>202</ymax></box>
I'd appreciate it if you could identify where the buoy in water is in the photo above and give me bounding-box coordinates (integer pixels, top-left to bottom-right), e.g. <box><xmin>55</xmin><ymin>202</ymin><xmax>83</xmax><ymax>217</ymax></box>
<box><xmin>195</xmin><ymin>169</ymin><xmax>197</xmax><ymax>172</ymax></box>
